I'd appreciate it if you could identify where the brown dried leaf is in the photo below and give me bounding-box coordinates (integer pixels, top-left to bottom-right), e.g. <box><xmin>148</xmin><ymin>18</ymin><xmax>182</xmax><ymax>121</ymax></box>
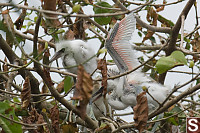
<box><xmin>56</xmin><ymin>80</ymin><xmax>64</xmax><ymax>93</ymax></box>
<box><xmin>83</xmin><ymin>0</ymin><xmax>92</xmax><ymax>4</ymax></box>
<box><xmin>2</xmin><ymin>10</ymin><xmax>15</xmax><ymax>46</ymax></box>
<box><xmin>23</xmin><ymin>29</ymin><xmax>35</xmax><ymax>35</ymax></box>
<box><xmin>110</xmin><ymin>17</ymin><xmax>117</xmax><ymax>28</ymax></box>
<box><xmin>21</xmin><ymin>76</ymin><xmax>31</xmax><ymax>109</ymax></box>
<box><xmin>41</xmin><ymin>18</ymin><xmax>48</xmax><ymax>33</ymax></box>
<box><xmin>191</xmin><ymin>32</ymin><xmax>200</xmax><ymax>62</ymax></box>
<box><xmin>133</xmin><ymin>91</ymin><xmax>148</xmax><ymax>133</ymax></box>
<box><xmin>97</xmin><ymin>59</ymin><xmax>107</xmax><ymax>97</ymax></box>
<box><xmin>71</xmin><ymin>65</ymin><xmax>93</xmax><ymax>119</ymax></box>
<box><xmin>64</xmin><ymin>29</ymin><xmax>75</xmax><ymax>40</ymax></box>
<box><xmin>142</xmin><ymin>30</ymin><xmax>155</xmax><ymax>43</ymax></box>
<box><xmin>144</xmin><ymin>7</ymin><xmax>157</xmax><ymax>42</ymax></box>
<box><xmin>50</xmin><ymin>105</ymin><xmax>60</xmax><ymax>133</ymax></box>
<box><xmin>14</xmin><ymin>1</ymin><xmax>27</xmax><ymax>30</ymax></box>
<box><xmin>95</xmin><ymin>124</ymin><xmax>111</xmax><ymax>132</ymax></box>
<box><xmin>41</xmin><ymin>84</ymin><xmax>49</xmax><ymax>94</ymax></box>
<box><xmin>43</xmin><ymin>67</ymin><xmax>54</xmax><ymax>86</ymax></box>
<box><xmin>83</xmin><ymin>21</ymin><xmax>91</xmax><ymax>30</ymax></box>
<box><xmin>42</xmin><ymin>0</ymin><xmax>62</xmax><ymax>28</ymax></box>
<box><xmin>136</xmin><ymin>23</ymin><xmax>142</xmax><ymax>31</ymax></box>
<box><xmin>73</xmin><ymin>17</ymin><xmax>85</xmax><ymax>39</ymax></box>
<box><xmin>42</xmin><ymin>0</ymin><xmax>56</xmax><ymax>17</ymax></box>
<box><xmin>155</xmin><ymin>0</ymin><xmax>166</xmax><ymax>12</ymax></box>
<box><xmin>3</xmin><ymin>58</ymin><xmax>8</xmax><ymax>76</ymax></box>
<box><xmin>36</xmin><ymin>114</ymin><xmax>46</xmax><ymax>133</ymax></box>
<box><xmin>146</xmin><ymin>7</ymin><xmax>158</xmax><ymax>26</ymax></box>
<box><xmin>38</xmin><ymin>43</ymin><xmax>45</xmax><ymax>61</ymax></box>
<box><xmin>43</xmin><ymin>49</ymin><xmax>50</xmax><ymax>65</ymax></box>
<box><xmin>22</xmin><ymin>108</ymin><xmax>47</xmax><ymax>132</ymax></box>
<box><xmin>2</xmin><ymin>10</ymin><xmax>14</xmax><ymax>31</ymax></box>
<box><xmin>191</xmin><ymin>32</ymin><xmax>200</xmax><ymax>52</ymax></box>
<box><xmin>61</xmin><ymin>122</ymin><xmax>78</xmax><ymax>133</ymax></box>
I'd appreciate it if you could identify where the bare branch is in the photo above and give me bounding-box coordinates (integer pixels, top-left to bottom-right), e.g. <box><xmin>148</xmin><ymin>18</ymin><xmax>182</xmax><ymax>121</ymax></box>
<box><xmin>166</xmin><ymin>0</ymin><xmax>196</xmax><ymax>55</ymax></box>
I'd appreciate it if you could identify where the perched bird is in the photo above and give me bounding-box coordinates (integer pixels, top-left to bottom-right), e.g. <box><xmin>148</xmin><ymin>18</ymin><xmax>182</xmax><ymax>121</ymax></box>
<box><xmin>49</xmin><ymin>39</ymin><xmax>108</xmax><ymax>120</ymax></box>
<box><xmin>101</xmin><ymin>12</ymin><xmax>170</xmax><ymax>113</ymax></box>
<box><xmin>49</xmin><ymin>40</ymin><xmax>97</xmax><ymax>74</ymax></box>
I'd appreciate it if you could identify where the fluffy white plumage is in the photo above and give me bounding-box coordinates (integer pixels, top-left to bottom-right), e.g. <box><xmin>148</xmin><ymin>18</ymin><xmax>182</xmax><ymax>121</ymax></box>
<box><xmin>50</xmin><ymin>40</ymin><xmax>97</xmax><ymax>74</ymax></box>
<box><xmin>105</xmin><ymin>12</ymin><xmax>171</xmax><ymax>113</ymax></box>
<box><xmin>49</xmin><ymin>12</ymin><xmax>171</xmax><ymax>117</ymax></box>
<box><xmin>50</xmin><ymin>40</ymin><xmax>107</xmax><ymax>120</ymax></box>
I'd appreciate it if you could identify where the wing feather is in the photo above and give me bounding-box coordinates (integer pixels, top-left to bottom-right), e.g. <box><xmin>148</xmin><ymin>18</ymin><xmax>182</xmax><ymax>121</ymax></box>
<box><xmin>106</xmin><ymin>12</ymin><xmax>137</xmax><ymax>73</ymax></box>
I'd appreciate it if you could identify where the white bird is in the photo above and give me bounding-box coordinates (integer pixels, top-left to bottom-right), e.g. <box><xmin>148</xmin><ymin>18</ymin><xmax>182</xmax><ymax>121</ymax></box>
<box><xmin>49</xmin><ymin>39</ymin><xmax>108</xmax><ymax>120</ymax></box>
<box><xmin>103</xmin><ymin>12</ymin><xmax>171</xmax><ymax>113</ymax></box>
<box><xmin>49</xmin><ymin>40</ymin><xmax>97</xmax><ymax>74</ymax></box>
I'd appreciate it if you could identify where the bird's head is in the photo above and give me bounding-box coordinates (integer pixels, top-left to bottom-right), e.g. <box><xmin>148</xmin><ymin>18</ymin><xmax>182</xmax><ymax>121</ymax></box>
<box><xmin>49</xmin><ymin>40</ymin><xmax>90</xmax><ymax>63</ymax></box>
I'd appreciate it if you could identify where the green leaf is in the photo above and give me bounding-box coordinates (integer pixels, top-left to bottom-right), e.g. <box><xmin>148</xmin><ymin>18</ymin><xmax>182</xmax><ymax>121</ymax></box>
<box><xmin>138</xmin><ymin>31</ymin><xmax>142</xmax><ymax>37</ymax></box>
<box><xmin>27</xmin><ymin>21</ymin><xmax>33</xmax><ymax>27</ymax></box>
<box><xmin>72</xmin><ymin>4</ymin><xmax>81</xmax><ymax>13</ymax></box>
<box><xmin>15</xmin><ymin>35</ymin><xmax>24</xmax><ymax>44</ymax></box>
<box><xmin>55</xmin><ymin>29</ymin><xmax>65</xmax><ymax>34</ymax></box>
<box><xmin>98</xmin><ymin>48</ymin><xmax>107</xmax><ymax>55</ymax></box>
<box><xmin>15</xmin><ymin>108</ymin><xmax>29</xmax><ymax>117</ymax></box>
<box><xmin>93</xmin><ymin>2</ymin><xmax>112</xmax><ymax>25</ymax></box>
<box><xmin>167</xmin><ymin>117</ymin><xmax>179</xmax><ymax>126</ymax></box>
<box><xmin>64</xmin><ymin>76</ymin><xmax>73</xmax><ymax>93</ymax></box>
<box><xmin>170</xmin><ymin>51</ymin><xmax>187</xmax><ymax>65</ymax></box>
<box><xmin>158</xmin><ymin>14</ymin><xmax>174</xmax><ymax>27</ymax></box>
<box><xmin>93</xmin><ymin>2</ymin><xmax>112</xmax><ymax>13</ymax></box>
<box><xmin>155</xmin><ymin>51</ymin><xmax>187</xmax><ymax>74</ymax></box>
<box><xmin>13</xmin><ymin>97</ymin><xmax>20</xmax><ymax>103</ymax></box>
<box><xmin>155</xmin><ymin>56</ymin><xmax>175</xmax><ymax>74</ymax></box>
<box><xmin>0</xmin><ymin>101</ymin><xmax>22</xmax><ymax>133</ymax></box>
<box><xmin>0</xmin><ymin>20</ymin><xmax>9</xmax><ymax>32</ymax></box>
<box><xmin>34</xmin><ymin>16</ymin><xmax>38</xmax><ymax>22</ymax></box>
<box><xmin>164</xmin><ymin>111</ymin><xmax>179</xmax><ymax>126</ymax></box>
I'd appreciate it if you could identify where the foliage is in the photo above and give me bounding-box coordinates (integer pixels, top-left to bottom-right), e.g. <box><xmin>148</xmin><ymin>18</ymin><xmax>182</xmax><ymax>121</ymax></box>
<box><xmin>155</xmin><ymin>51</ymin><xmax>187</xmax><ymax>74</ymax></box>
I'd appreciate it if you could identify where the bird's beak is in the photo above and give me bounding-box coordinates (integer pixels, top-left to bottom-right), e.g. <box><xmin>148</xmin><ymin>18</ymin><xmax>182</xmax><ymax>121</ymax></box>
<box><xmin>49</xmin><ymin>50</ymin><xmax>63</xmax><ymax>63</ymax></box>
<box><xmin>90</xmin><ymin>86</ymin><xmax>104</xmax><ymax>104</ymax></box>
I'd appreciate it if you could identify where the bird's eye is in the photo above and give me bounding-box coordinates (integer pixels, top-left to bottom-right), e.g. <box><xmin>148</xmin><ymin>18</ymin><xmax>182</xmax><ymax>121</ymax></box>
<box><xmin>60</xmin><ymin>48</ymin><xmax>65</xmax><ymax>53</ymax></box>
<box><xmin>80</xmin><ymin>45</ymin><xmax>85</xmax><ymax>49</ymax></box>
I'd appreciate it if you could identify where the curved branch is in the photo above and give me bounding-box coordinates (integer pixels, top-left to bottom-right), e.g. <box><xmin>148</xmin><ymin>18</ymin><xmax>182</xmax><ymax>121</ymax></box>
<box><xmin>0</xmin><ymin>34</ymin><xmax>41</xmax><ymax>107</ymax></box>
<box><xmin>126</xmin><ymin>0</ymin><xmax>184</xmax><ymax>6</ymax></box>
<box><xmin>112</xmin><ymin>0</ymin><xmax>171</xmax><ymax>33</ymax></box>
<box><xmin>166</xmin><ymin>0</ymin><xmax>196</xmax><ymax>55</ymax></box>
<box><xmin>0</xmin><ymin>74</ymin><xmax>22</xmax><ymax>91</ymax></box>
<box><xmin>159</xmin><ymin>0</ymin><xmax>195</xmax><ymax>84</ymax></box>
<box><xmin>135</xmin><ymin>16</ymin><xmax>171</xmax><ymax>33</ymax></box>
<box><xmin>35</xmin><ymin>65</ymin><xmax>98</xmax><ymax>129</ymax></box>
<box><xmin>149</xmin><ymin>83</ymin><xmax>200</xmax><ymax>119</ymax></box>
<box><xmin>15</xmin><ymin>30</ymin><xmax>55</xmax><ymax>48</ymax></box>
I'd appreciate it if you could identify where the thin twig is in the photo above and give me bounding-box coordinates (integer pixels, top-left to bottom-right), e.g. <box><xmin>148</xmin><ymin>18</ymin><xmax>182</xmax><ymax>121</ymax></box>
<box><xmin>149</xmin><ymin>83</ymin><xmax>200</xmax><ymax>119</ymax></box>
<box><xmin>94</xmin><ymin>43</ymin><xmax>168</xmax><ymax>81</ymax></box>
<box><xmin>0</xmin><ymin>113</ymin><xmax>47</xmax><ymax>127</ymax></box>
<box><xmin>125</xmin><ymin>0</ymin><xmax>184</xmax><ymax>6</ymax></box>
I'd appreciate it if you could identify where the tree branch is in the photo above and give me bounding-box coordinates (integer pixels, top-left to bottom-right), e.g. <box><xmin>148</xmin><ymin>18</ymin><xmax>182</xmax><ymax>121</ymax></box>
<box><xmin>166</xmin><ymin>0</ymin><xmax>196</xmax><ymax>55</ymax></box>
<box><xmin>0</xmin><ymin>34</ymin><xmax>41</xmax><ymax>108</ymax></box>
<box><xmin>135</xmin><ymin>16</ymin><xmax>171</xmax><ymax>33</ymax></box>
<box><xmin>159</xmin><ymin>0</ymin><xmax>195</xmax><ymax>84</ymax></box>
<box><xmin>149</xmin><ymin>83</ymin><xmax>200</xmax><ymax>119</ymax></box>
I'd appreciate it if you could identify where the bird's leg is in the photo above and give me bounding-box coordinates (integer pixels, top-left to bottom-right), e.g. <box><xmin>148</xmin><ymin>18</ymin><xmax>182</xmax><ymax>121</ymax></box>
<box><xmin>103</xmin><ymin>97</ymin><xmax>111</xmax><ymax>117</ymax></box>
<box><xmin>145</xmin><ymin>87</ymin><xmax>161</xmax><ymax>106</ymax></box>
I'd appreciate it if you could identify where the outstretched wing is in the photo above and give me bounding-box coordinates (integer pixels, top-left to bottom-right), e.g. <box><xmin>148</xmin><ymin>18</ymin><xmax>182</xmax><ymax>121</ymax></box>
<box><xmin>105</xmin><ymin>12</ymin><xmax>137</xmax><ymax>73</ymax></box>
